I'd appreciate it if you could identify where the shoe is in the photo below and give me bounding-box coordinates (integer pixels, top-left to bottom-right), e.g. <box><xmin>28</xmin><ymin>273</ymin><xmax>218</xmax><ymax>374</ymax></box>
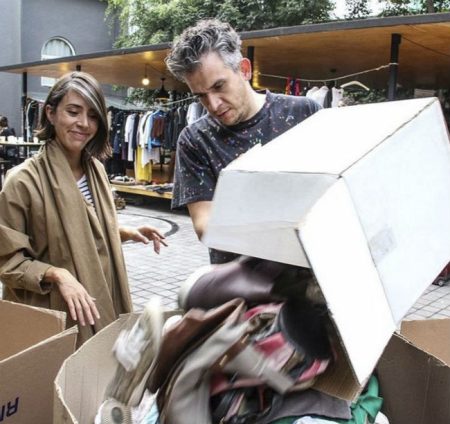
<box><xmin>95</xmin><ymin>398</ymin><xmax>132</xmax><ymax>424</ymax></box>
<box><xmin>104</xmin><ymin>297</ymin><xmax>163</xmax><ymax>406</ymax></box>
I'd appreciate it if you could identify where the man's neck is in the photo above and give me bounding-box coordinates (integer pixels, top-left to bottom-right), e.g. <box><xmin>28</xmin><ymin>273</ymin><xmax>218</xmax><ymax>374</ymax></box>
<box><xmin>245</xmin><ymin>89</ymin><xmax>267</xmax><ymax>121</ymax></box>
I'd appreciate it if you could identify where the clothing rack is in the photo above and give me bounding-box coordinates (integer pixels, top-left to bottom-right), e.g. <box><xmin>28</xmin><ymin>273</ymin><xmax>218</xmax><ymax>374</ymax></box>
<box><xmin>107</xmin><ymin>105</ymin><xmax>147</xmax><ymax>114</ymax></box>
<box><xmin>154</xmin><ymin>95</ymin><xmax>197</xmax><ymax>109</ymax></box>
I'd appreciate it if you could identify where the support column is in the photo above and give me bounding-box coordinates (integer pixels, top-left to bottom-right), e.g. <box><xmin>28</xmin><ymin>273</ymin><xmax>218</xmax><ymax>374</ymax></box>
<box><xmin>21</xmin><ymin>72</ymin><xmax>27</xmax><ymax>140</ymax></box>
<box><xmin>388</xmin><ymin>33</ymin><xmax>401</xmax><ymax>101</ymax></box>
<box><xmin>247</xmin><ymin>46</ymin><xmax>255</xmax><ymax>88</ymax></box>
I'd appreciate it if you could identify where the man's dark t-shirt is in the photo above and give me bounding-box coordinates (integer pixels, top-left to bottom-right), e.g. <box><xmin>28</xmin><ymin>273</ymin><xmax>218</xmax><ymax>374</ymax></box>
<box><xmin>172</xmin><ymin>91</ymin><xmax>321</xmax><ymax>264</ymax></box>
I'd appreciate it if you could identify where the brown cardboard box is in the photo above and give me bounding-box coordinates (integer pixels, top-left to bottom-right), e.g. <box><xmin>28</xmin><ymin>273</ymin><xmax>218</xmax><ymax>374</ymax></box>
<box><xmin>377</xmin><ymin>319</ymin><xmax>450</xmax><ymax>424</ymax></box>
<box><xmin>0</xmin><ymin>300</ymin><xmax>77</xmax><ymax>424</ymax></box>
<box><xmin>54</xmin><ymin>313</ymin><xmax>450</xmax><ymax>424</ymax></box>
<box><xmin>54</xmin><ymin>314</ymin><xmax>134</xmax><ymax>424</ymax></box>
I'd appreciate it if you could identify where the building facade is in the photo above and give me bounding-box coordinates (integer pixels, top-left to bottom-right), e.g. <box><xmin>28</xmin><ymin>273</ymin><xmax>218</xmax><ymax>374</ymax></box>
<box><xmin>0</xmin><ymin>0</ymin><xmax>120</xmax><ymax>134</ymax></box>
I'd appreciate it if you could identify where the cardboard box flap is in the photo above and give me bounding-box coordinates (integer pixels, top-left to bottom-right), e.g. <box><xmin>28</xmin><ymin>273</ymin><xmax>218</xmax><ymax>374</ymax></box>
<box><xmin>299</xmin><ymin>179</ymin><xmax>395</xmax><ymax>385</ymax></box>
<box><xmin>341</xmin><ymin>99</ymin><xmax>450</xmax><ymax>323</ymax></box>
<box><xmin>54</xmin><ymin>315</ymin><xmax>135</xmax><ymax>424</ymax></box>
<box><xmin>401</xmin><ymin>319</ymin><xmax>450</xmax><ymax>365</ymax></box>
<box><xmin>0</xmin><ymin>326</ymin><xmax>77</xmax><ymax>424</ymax></box>
<box><xmin>378</xmin><ymin>322</ymin><xmax>450</xmax><ymax>424</ymax></box>
<box><xmin>0</xmin><ymin>298</ymin><xmax>76</xmax><ymax>424</ymax></box>
<box><xmin>204</xmin><ymin>171</ymin><xmax>338</xmax><ymax>266</ymax></box>
<box><xmin>0</xmin><ymin>300</ymin><xmax>66</xmax><ymax>361</ymax></box>
<box><xmin>225</xmin><ymin>97</ymin><xmax>436</xmax><ymax>175</ymax></box>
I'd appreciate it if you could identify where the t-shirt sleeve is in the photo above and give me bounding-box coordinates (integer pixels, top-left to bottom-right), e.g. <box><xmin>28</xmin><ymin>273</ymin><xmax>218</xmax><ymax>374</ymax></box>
<box><xmin>297</xmin><ymin>96</ymin><xmax>322</xmax><ymax>118</ymax></box>
<box><xmin>171</xmin><ymin>127</ymin><xmax>216</xmax><ymax>209</ymax></box>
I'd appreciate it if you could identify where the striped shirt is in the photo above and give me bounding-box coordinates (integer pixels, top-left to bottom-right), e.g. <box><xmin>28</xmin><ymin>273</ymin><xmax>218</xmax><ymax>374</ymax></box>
<box><xmin>77</xmin><ymin>174</ymin><xmax>94</xmax><ymax>206</ymax></box>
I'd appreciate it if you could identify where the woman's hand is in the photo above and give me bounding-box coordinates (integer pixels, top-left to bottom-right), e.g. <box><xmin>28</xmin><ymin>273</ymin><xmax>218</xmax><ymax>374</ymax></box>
<box><xmin>120</xmin><ymin>225</ymin><xmax>168</xmax><ymax>254</ymax></box>
<box><xmin>44</xmin><ymin>267</ymin><xmax>100</xmax><ymax>326</ymax></box>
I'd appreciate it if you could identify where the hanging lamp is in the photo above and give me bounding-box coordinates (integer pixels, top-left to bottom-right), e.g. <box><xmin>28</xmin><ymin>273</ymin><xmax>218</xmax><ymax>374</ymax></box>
<box><xmin>155</xmin><ymin>77</ymin><xmax>170</xmax><ymax>100</ymax></box>
<box><xmin>141</xmin><ymin>64</ymin><xmax>150</xmax><ymax>86</ymax></box>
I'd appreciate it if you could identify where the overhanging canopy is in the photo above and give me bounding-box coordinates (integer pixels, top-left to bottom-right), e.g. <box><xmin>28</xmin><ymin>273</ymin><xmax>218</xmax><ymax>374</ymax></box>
<box><xmin>1</xmin><ymin>13</ymin><xmax>450</xmax><ymax>91</ymax></box>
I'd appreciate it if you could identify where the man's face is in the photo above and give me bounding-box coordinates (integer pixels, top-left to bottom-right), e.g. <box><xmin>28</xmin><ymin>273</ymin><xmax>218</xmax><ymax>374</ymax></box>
<box><xmin>184</xmin><ymin>52</ymin><xmax>252</xmax><ymax>126</ymax></box>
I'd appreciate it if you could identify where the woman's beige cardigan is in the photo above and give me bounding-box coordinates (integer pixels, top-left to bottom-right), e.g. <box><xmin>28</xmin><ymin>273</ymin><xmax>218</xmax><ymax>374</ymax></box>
<box><xmin>0</xmin><ymin>141</ymin><xmax>133</xmax><ymax>344</ymax></box>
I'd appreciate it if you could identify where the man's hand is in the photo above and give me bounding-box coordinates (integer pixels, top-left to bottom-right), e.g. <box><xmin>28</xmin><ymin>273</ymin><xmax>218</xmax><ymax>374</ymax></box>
<box><xmin>120</xmin><ymin>226</ymin><xmax>168</xmax><ymax>254</ymax></box>
<box><xmin>44</xmin><ymin>267</ymin><xmax>100</xmax><ymax>326</ymax></box>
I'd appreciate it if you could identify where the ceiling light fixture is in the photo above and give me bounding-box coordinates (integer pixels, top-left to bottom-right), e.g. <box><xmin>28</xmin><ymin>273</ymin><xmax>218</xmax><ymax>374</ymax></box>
<box><xmin>142</xmin><ymin>64</ymin><xmax>150</xmax><ymax>86</ymax></box>
<box><xmin>155</xmin><ymin>77</ymin><xmax>170</xmax><ymax>100</ymax></box>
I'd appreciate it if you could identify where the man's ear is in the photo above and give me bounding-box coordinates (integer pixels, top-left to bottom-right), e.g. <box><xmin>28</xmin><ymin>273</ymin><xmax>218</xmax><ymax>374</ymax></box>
<box><xmin>45</xmin><ymin>105</ymin><xmax>54</xmax><ymax>124</ymax></box>
<box><xmin>240</xmin><ymin>58</ymin><xmax>252</xmax><ymax>81</ymax></box>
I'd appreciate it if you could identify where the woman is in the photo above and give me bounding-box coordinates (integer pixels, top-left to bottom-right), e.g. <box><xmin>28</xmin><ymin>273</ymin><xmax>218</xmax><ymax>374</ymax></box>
<box><xmin>0</xmin><ymin>72</ymin><xmax>167</xmax><ymax>345</ymax></box>
<box><xmin>0</xmin><ymin>116</ymin><xmax>15</xmax><ymax>138</ymax></box>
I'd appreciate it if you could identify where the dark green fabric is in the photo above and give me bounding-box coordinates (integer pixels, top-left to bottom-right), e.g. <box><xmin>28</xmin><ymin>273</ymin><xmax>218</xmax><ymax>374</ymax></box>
<box><xmin>336</xmin><ymin>376</ymin><xmax>383</xmax><ymax>424</ymax></box>
<box><xmin>270</xmin><ymin>376</ymin><xmax>383</xmax><ymax>424</ymax></box>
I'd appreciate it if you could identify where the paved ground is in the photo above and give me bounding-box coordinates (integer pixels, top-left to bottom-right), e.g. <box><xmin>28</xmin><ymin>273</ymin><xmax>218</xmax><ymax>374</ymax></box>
<box><xmin>119</xmin><ymin>198</ymin><xmax>450</xmax><ymax>321</ymax></box>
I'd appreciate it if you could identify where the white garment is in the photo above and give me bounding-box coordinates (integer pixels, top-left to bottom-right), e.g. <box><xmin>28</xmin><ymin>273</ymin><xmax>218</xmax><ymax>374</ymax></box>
<box><xmin>137</xmin><ymin>112</ymin><xmax>152</xmax><ymax>167</ymax></box>
<box><xmin>305</xmin><ymin>86</ymin><xmax>319</xmax><ymax>98</ymax></box>
<box><xmin>375</xmin><ymin>411</ymin><xmax>390</xmax><ymax>424</ymax></box>
<box><xmin>309</xmin><ymin>85</ymin><xmax>329</xmax><ymax>107</ymax></box>
<box><xmin>293</xmin><ymin>411</ymin><xmax>390</xmax><ymax>424</ymax></box>
<box><xmin>186</xmin><ymin>102</ymin><xmax>204</xmax><ymax>125</ymax></box>
<box><xmin>331</xmin><ymin>87</ymin><xmax>344</xmax><ymax>107</ymax></box>
<box><xmin>125</xmin><ymin>113</ymin><xmax>136</xmax><ymax>162</ymax></box>
<box><xmin>294</xmin><ymin>417</ymin><xmax>338</xmax><ymax>424</ymax></box>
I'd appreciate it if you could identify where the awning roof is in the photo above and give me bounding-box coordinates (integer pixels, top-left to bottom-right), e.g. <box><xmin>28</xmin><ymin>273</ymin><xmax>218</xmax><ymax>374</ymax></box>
<box><xmin>1</xmin><ymin>12</ymin><xmax>450</xmax><ymax>91</ymax></box>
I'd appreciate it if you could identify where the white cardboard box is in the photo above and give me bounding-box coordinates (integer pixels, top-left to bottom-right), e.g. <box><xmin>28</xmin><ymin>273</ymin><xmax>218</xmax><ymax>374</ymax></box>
<box><xmin>204</xmin><ymin>97</ymin><xmax>450</xmax><ymax>399</ymax></box>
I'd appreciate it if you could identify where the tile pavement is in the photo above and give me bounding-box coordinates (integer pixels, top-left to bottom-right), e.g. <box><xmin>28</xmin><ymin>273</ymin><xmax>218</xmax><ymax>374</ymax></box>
<box><xmin>120</xmin><ymin>199</ymin><xmax>450</xmax><ymax>321</ymax></box>
<box><xmin>2</xmin><ymin>197</ymin><xmax>446</xmax><ymax>320</ymax></box>
<box><xmin>118</xmin><ymin>200</ymin><xmax>210</xmax><ymax>311</ymax></box>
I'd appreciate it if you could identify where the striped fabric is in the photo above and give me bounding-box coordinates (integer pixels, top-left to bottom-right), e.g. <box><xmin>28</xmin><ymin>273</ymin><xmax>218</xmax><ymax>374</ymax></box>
<box><xmin>77</xmin><ymin>174</ymin><xmax>94</xmax><ymax>205</ymax></box>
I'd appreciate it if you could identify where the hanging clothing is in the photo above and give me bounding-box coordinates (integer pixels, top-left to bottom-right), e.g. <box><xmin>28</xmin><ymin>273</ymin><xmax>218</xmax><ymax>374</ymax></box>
<box><xmin>24</xmin><ymin>99</ymin><xmax>42</xmax><ymax>141</ymax></box>
<box><xmin>0</xmin><ymin>141</ymin><xmax>132</xmax><ymax>346</ymax></box>
<box><xmin>332</xmin><ymin>87</ymin><xmax>344</xmax><ymax>108</ymax></box>
<box><xmin>138</xmin><ymin>111</ymin><xmax>153</xmax><ymax>168</ymax></box>
<box><xmin>186</xmin><ymin>102</ymin><xmax>205</xmax><ymax>125</ymax></box>
<box><xmin>306</xmin><ymin>86</ymin><xmax>319</xmax><ymax>98</ymax></box>
<box><xmin>308</xmin><ymin>86</ymin><xmax>330</xmax><ymax>107</ymax></box>
<box><xmin>294</xmin><ymin>79</ymin><xmax>302</xmax><ymax>96</ymax></box>
<box><xmin>125</xmin><ymin>113</ymin><xmax>137</xmax><ymax>162</ymax></box>
<box><xmin>135</xmin><ymin>146</ymin><xmax>152</xmax><ymax>182</ymax></box>
<box><xmin>106</xmin><ymin>102</ymin><xmax>192</xmax><ymax>182</ymax></box>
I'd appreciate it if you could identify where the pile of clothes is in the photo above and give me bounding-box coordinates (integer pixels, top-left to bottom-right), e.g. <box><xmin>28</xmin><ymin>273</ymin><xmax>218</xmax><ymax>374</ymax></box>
<box><xmin>96</xmin><ymin>257</ymin><xmax>389</xmax><ymax>424</ymax></box>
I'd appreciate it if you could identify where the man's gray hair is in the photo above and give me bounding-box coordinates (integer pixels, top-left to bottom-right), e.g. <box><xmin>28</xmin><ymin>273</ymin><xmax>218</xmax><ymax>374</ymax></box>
<box><xmin>166</xmin><ymin>19</ymin><xmax>243</xmax><ymax>82</ymax></box>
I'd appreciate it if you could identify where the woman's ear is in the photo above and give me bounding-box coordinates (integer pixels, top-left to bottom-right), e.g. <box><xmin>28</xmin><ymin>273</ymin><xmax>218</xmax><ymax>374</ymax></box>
<box><xmin>45</xmin><ymin>105</ymin><xmax>54</xmax><ymax>125</ymax></box>
<box><xmin>240</xmin><ymin>58</ymin><xmax>252</xmax><ymax>81</ymax></box>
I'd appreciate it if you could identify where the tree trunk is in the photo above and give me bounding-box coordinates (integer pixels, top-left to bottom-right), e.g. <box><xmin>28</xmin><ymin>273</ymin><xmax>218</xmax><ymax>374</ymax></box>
<box><xmin>426</xmin><ymin>0</ymin><xmax>435</xmax><ymax>13</ymax></box>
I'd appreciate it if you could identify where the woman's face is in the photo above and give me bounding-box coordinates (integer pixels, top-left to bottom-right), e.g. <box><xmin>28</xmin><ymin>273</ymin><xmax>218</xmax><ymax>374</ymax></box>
<box><xmin>46</xmin><ymin>89</ymin><xmax>99</xmax><ymax>157</ymax></box>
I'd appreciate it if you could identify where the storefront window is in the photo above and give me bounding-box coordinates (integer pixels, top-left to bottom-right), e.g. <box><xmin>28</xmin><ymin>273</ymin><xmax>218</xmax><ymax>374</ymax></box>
<box><xmin>41</xmin><ymin>37</ymin><xmax>75</xmax><ymax>87</ymax></box>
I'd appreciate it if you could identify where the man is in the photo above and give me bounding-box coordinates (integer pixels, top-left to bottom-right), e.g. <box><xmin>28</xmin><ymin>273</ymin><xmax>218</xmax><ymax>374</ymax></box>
<box><xmin>166</xmin><ymin>19</ymin><xmax>321</xmax><ymax>264</ymax></box>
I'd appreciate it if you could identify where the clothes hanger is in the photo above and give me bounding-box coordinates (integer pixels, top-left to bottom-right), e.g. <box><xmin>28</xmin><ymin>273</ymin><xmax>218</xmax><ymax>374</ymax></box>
<box><xmin>340</xmin><ymin>80</ymin><xmax>370</xmax><ymax>91</ymax></box>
